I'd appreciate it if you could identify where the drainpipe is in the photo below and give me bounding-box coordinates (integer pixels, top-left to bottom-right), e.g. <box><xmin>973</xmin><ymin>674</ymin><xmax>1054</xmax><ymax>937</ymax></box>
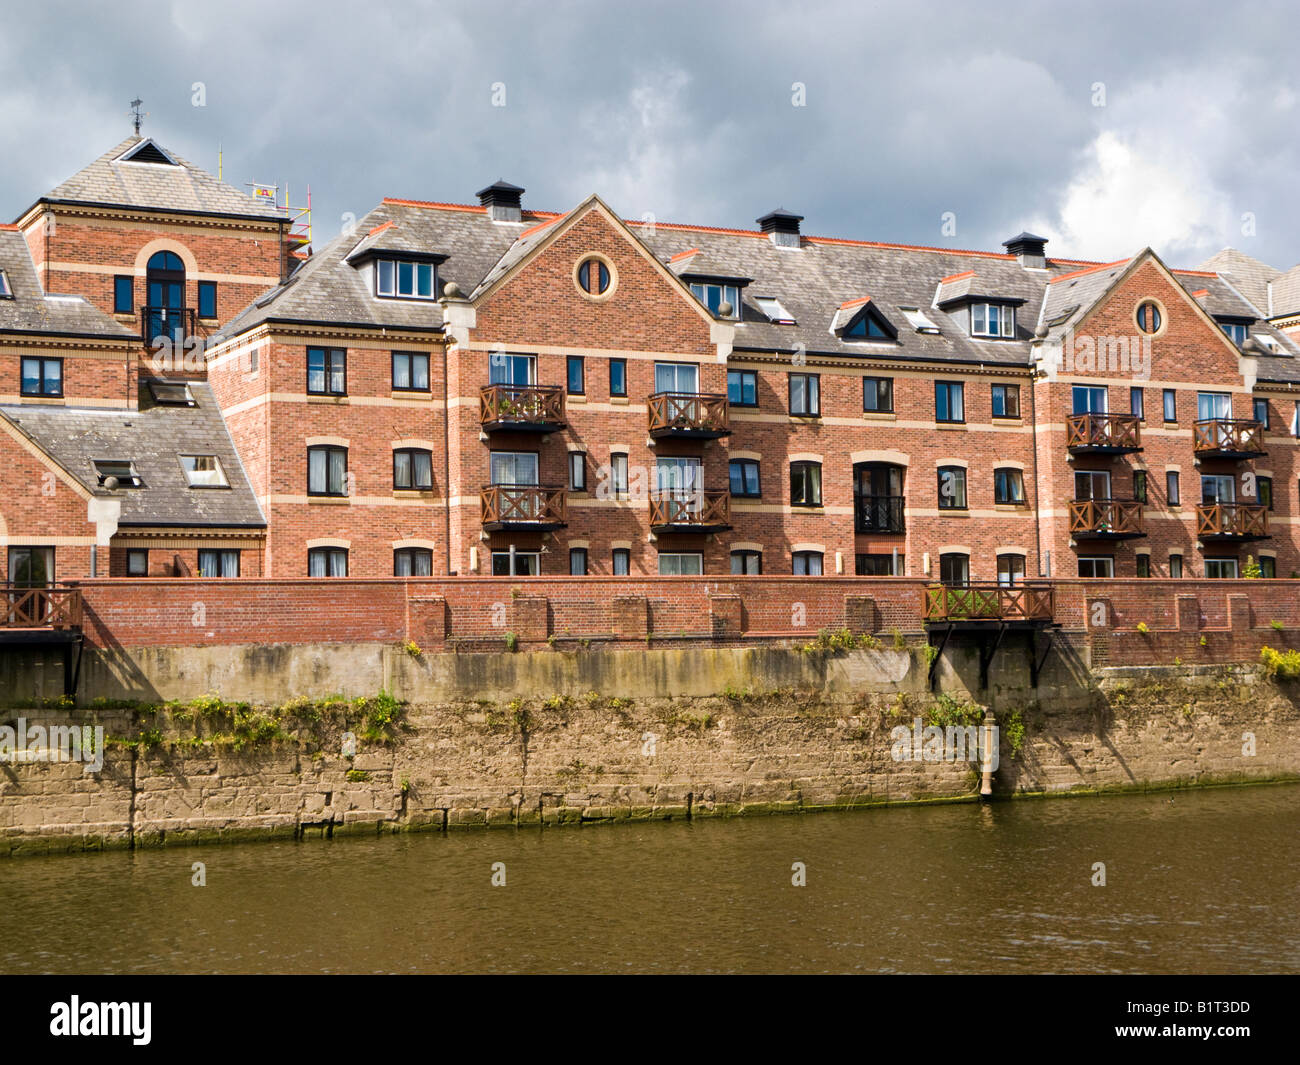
<box><xmin>443</xmin><ymin>337</ymin><xmax>453</xmax><ymax>574</ymax></box>
<box><xmin>979</xmin><ymin>707</ymin><xmax>998</xmax><ymax>799</ymax></box>
<box><xmin>1030</xmin><ymin>365</ymin><xmax>1044</xmax><ymax>576</ymax></box>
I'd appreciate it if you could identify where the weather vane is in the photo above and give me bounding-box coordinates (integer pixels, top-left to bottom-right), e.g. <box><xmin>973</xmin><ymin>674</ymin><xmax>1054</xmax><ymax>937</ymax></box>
<box><xmin>129</xmin><ymin>98</ymin><xmax>147</xmax><ymax>135</ymax></box>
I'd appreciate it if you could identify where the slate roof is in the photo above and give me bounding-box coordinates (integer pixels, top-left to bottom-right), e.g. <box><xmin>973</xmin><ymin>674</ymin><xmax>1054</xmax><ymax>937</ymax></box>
<box><xmin>0</xmin><ymin>381</ymin><xmax>265</xmax><ymax>528</ymax></box>
<box><xmin>213</xmin><ymin>191</ymin><xmax>1300</xmax><ymax>376</ymax></box>
<box><xmin>1197</xmin><ymin>248</ymin><xmax>1279</xmax><ymax>316</ymax></box>
<box><xmin>0</xmin><ymin>229</ymin><xmax>135</xmax><ymax>339</ymax></box>
<box><xmin>25</xmin><ymin>136</ymin><xmax>286</xmax><ymax>223</ymax></box>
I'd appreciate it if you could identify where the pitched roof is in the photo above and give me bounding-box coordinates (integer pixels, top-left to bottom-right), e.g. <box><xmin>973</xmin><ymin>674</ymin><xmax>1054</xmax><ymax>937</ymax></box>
<box><xmin>0</xmin><ymin>230</ymin><xmax>135</xmax><ymax>339</ymax></box>
<box><xmin>1197</xmin><ymin>248</ymin><xmax>1279</xmax><ymax>316</ymax></box>
<box><xmin>26</xmin><ymin>136</ymin><xmax>286</xmax><ymax>223</ymax></box>
<box><xmin>0</xmin><ymin>381</ymin><xmax>265</xmax><ymax>528</ymax></box>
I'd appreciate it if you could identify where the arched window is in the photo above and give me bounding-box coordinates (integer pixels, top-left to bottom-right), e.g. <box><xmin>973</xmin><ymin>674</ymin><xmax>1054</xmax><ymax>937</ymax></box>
<box><xmin>145</xmin><ymin>251</ymin><xmax>186</xmax><ymax>345</ymax></box>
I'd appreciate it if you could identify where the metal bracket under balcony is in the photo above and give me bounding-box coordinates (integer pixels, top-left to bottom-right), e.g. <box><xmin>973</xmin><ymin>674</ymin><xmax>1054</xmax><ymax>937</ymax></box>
<box><xmin>1068</xmin><ymin>499</ymin><xmax>1145</xmax><ymax>539</ymax></box>
<box><xmin>648</xmin><ymin>490</ymin><xmax>731</xmax><ymax>532</ymax></box>
<box><xmin>1197</xmin><ymin>503</ymin><xmax>1269</xmax><ymax>542</ymax></box>
<box><xmin>1066</xmin><ymin>413</ymin><xmax>1142</xmax><ymax>455</ymax></box>
<box><xmin>647</xmin><ymin>392</ymin><xmax>731</xmax><ymax>439</ymax></box>
<box><xmin>480</xmin><ymin>485</ymin><xmax>567</xmax><ymax>531</ymax></box>
<box><xmin>1193</xmin><ymin>419</ymin><xmax>1266</xmax><ymax>460</ymax></box>
<box><xmin>479</xmin><ymin>385</ymin><xmax>566</xmax><ymax>433</ymax></box>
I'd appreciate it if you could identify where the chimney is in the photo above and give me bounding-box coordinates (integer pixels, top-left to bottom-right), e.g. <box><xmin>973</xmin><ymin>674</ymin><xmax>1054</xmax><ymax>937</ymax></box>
<box><xmin>1003</xmin><ymin>231</ymin><xmax>1048</xmax><ymax>270</ymax></box>
<box><xmin>757</xmin><ymin>208</ymin><xmax>804</xmax><ymax>249</ymax></box>
<box><xmin>477</xmin><ymin>180</ymin><xmax>525</xmax><ymax>222</ymax></box>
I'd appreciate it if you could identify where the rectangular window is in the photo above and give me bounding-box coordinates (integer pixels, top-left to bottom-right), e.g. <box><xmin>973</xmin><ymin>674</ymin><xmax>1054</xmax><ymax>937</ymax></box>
<box><xmin>689</xmin><ymin>282</ymin><xmax>740</xmax><ymax>319</ymax></box>
<box><xmin>863</xmin><ymin>376</ymin><xmax>894</xmax><ymax>413</ymax></box>
<box><xmin>1201</xmin><ymin>473</ymin><xmax>1234</xmax><ymax>504</ymax></box>
<box><xmin>731</xmin><ymin>550</ymin><xmax>762</xmax><ymax>575</ymax></box>
<box><xmin>20</xmin><ymin>357</ymin><xmax>62</xmax><ymax>397</ymax></box>
<box><xmin>1259</xmin><ymin>475</ymin><xmax>1273</xmax><ymax>510</ymax></box>
<box><xmin>569</xmin><ymin>548</ymin><xmax>588</xmax><ymax>576</ymax></box>
<box><xmin>789</xmin><ymin>374</ymin><xmax>820</xmax><ymax>416</ymax></box>
<box><xmin>753</xmin><ymin>296</ymin><xmax>794</xmax><ymax>324</ymax></box>
<box><xmin>114</xmin><ymin>276</ymin><xmax>134</xmax><ymax>314</ymax></box>
<box><xmin>1163</xmin><ymin>389</ymin><xmax>1177</xmax><ymax>422</ymax></box>
<box><xmin>126</xmin><ymin>549</ymin><xmax>148</xmax><ymax>577</ymax></box>
<box><xmin>1136</xmin><ymin>554</ymin><xmax>1151</xmax><ymax>578</ymax></box>
<box><xmin>938</xmin><ymin>466</ymin><xmax>967</xmax><ymax>509</ymax></box>
<box><xmin>198</xmin><ymin>549</ymin><xmax>240</xmax><ymax>578</ymax></box>
<box><xmin>655</xmin><ymin>362</ymin><xmax>699</xmax><ymax>394</ymax></box>
<box><xmin>392</xmin><ymin>352</ymin><xmax>430</xmax><ymax>391</ymax></box>
<box><xmin>997</xmin><ymin>553</ymin><xmax>1026</xmax><ymax>587</ymax></box>
<box><xmin>489</xmin><ymin>353</ymin><xmax>535</xmax><ymax>386</ymax></box>
<box><xmin>612</xmin><ymin>548</ymin><xmax>630</xmax><ymax>575</ymax></box>
<box><xmin>1221</xmin><ymin>322</ymin><xmax>1248</xmax><ymax>344</ymax></box>
<box><xmin>308</xmin><ymin>446</ymin><xmax>348</xmax><ymax>496</ymax></box>
<box><xmin>609</xmin><ymin>358</ymin><xmax>627</xmax><ymax>397</ymax></box>
<box><xmin>1205</xmin><ymin>558</ymin><xmax>1239</xmax><ymax>579</ymax></box>
<box><xmin>1133</xmin><ymin>469</ymin><xmax>1148</xmax><ymax>504</ymax></box>
<box><xmin>1169</xmin><ymin>554</ymin><xmax>1183</xmax><ymax>578</ymax></box>
<box><xmin>939</xmin><ymin>553</ymin><xmax>969</xmax><ymax>586</ymax></box>
<box><xmin>93</xmin><ymin>459</ymin><xmax>142</xmax><ymax>488</ymax></box>
<box><xmin>308</xmin><ymin>547</ymin><xmax>348</xmax><ymax>577</ymax></box>
<box><xmin>376</xmin><ymin>259</ymin><xmax>435</xmax><ymax>300</ymax></box>
<box><xmin>729</xmin><ymin>459</ymin><xmax>761</xmax><ymax>498</ymax></box>
<box><xmin>490</xmin><ymin>551</ymin><xmax>540</xmax><ymax>576</ymax></box>
<box><xmin>197</xmin><ymin>281</ymin><xmax>217</xmax><ymax>320</ymax></box>
<box><xmin>1166</xmin><ymin>471</ymin><xmax>1180</xmax><ymax>506</ymax></box>
<box><xmin>728</xmin><ymin>370</ymin><xmax>758</xmax><ymax>407</ymax></box>
<box><xmin>1261</xmin><ymin>556</ymin><xmax>1277</xmax><ymax>579</ymax></box>
<box><xmin>856</xmin><ymin>553</ymin><xmax>900</xmax><ymax>576</ymax></box>
<box><xmin>658</xmin><ymin>552</ymin><xmax>703</xmax><ymax>575</ymax></box>
<box><xmin>394</xmin><ymin>547</ymin><xmax>432</xmax><ymax>576</ymax></box>
<box><xmin>994</xmin><ymin>467</ymin><xmax>1025</xmax><ymax>504</ymax></box>
<box><xmin>1253</xmin><ymin>397</ymin><xmax>1269</xmax><ymax>428</ymax></box>
<box><xmin>567</xmin><ymin>355</ymin><xmax>585</xmax><ymax>395</ymax></box>
<box><xmin>1197</xmin><ymin>392</ymin><xmax>1232</xmax><ymax>421</ymax></box>
<box><xmin>1130</xmin><ymin>387</ymin><xmax>1145</xmax><ymax>420</ymax></box>
<box><xmin>1074</xmin><ymin>470</ymin><xmax>1112</xmax><ymax>501</ymax></box>
<box><xmin>8</xmin><ymin>546</ymin><xmax>54</xmax><ymax>586</ymax></box>
<box><xmin>610</xmin><ymin>453</ymin><xmax>628</xmax><ymax>497</ymax></box>
<box><xmin>971</xmin><ymin>302</ymin><xmax>1015</xmax><ymax>338</ymax></box>
<box><xmin>792</xmin><ymin>551</ymin><xmax>823</xmax><ymax>576</ymax></box>
<box><xmin>1077</xmin><ymin>557</ymin><xmax>1114</xmax><ymax>578</ymax></box>
<box><xmin>935</xmin><ymin>381</ymin><xmax>965</xmax><ymax>422</ymax></box>
<box><xmin>1072</xmin><ymin>385</ymin><xmax>1108</xmax><ymax>414</ymax></box>
<box><xmin>489</xmin><ymin>451</ymin><xmax>539</xmax><ymax>486</ymax></box>
<box><xmin>569</xmin><ymin>452</ymin><xmax>587</xmax><ymax>492</ymax></box>
<box><xmin>393</xmin><ymin>448</ymin><xmax>434</xmax><ymax>490</ymax></box>
<box><xmin>790</xmin><ymin>462</ymin><xmax>822</xmax><ymax>507</ymax></box>
<box><xmin>180</xmin><ymin>454</ymin><xmax>228</xmax><ymax>487</ymax></box>
<box><xmin>307</xmin><ymin>347</ymin><xmax>346</xmax><ymax>395</ymax></box>
<box><xmin>991</xmin><ymin>384</ymin><xmax>1020</xmax><ymax>418</ymax></box>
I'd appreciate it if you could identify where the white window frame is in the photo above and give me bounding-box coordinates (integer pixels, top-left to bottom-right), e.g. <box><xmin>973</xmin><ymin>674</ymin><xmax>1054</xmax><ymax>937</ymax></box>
<box><xmin>181</xmin><ymin>454</ymin><xmax>228</xmax><ymax>488</ymax></box>
<box><xmin>489</xmin><ymin>451</ymin><xmax>539</xmax><ymax>486</ymax></box>
<box><xmin>753</xmin><ymin>296</ymin><xmax>794</xmax><ymax>324</ymax></box>
<box><xmin>689</xmin><ymin>282</ymin><xmax>740</xmax><ymax>319</ymax></box>
<box><xmin>1078</xmin><ymin>556</ymin><xmax>1115</xmax><ymax>578</ymax></box>
<box><xmin>376</xmin><ymin>258</ymin><xmax>436</xmax><ymax>300</ymax></box>
<box><xmin>971</xmin><ymin>302</ymin><xmax>1015</xmax><ymax>338</ymax></box>
<box><xmin>654</xmin><ymin>361</ymin><xmax>700</xmax><ymax>394</ymax></box>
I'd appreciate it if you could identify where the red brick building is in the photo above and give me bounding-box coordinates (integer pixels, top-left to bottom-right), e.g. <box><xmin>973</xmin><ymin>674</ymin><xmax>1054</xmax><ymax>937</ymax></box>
<box><xmin>5</xmin><ymin>133</ymin><xmax>1300</xmax><ymax>585</ymax></box>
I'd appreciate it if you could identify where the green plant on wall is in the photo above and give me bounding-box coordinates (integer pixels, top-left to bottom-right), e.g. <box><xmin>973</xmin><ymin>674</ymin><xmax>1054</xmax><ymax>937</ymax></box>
<box><xmin>1261</xmin><ymin>645</ymin><xmax>1300</xmax><ymax>679</ymax></box>
<box><xmin>1243</xmin><ymin>555</ymin><xmax>1262</xmax><ymax>579</ymax></box>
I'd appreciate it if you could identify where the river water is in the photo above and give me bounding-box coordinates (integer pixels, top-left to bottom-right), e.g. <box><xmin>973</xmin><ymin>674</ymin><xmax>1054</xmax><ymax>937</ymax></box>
<box><xmin>1</xmin><ymin>784</ymin><xmax>1296</xmax><ymax>974</ymax></box>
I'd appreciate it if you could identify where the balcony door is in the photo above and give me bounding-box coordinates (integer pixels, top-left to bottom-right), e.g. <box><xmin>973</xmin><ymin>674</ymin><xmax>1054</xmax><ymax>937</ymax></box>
<box><xmin>1201</xmin><ymin>474</ymin><xmax>1235</xmax><ymax>505</ymax></box>
<box><xmin>490</xmin><ymin>451</ymin><xmax>539</xmax><ymax>486</ymax></box>
<box><xmin>1074</xmin><ymin>470</ymin><xmax>1111</xmax><ymax>500</ymax></box>
<box><xmin>1197</xmin><ymin>392</ymin><xmax>1232</xmax><ymax>421</ymax></box>
<box><xmin>654</xmin><ymin>457</ymin><xmax>702</xmax><ymax>522</ymax></box>
<box><xmin>853</xmin><ymin>462</ymin><xmax>905</xmax><ymax>532</ymax></box>
<box><xmin>145</xmin><ymin>251</ymin><xmax>186</xmax><ymax>346</ymax></box>
<box><xmin>7</xmin><ymin>546</ymin><xmax>54</xmax><ymax>625</ymax></box>
<box><xmin>1072</xmin><ymin>385</ymin><xmax>1107</xmax><ymax>415</ymax></box>
<box><xmin>654</xmin><ymin>362</ymin><xmax>699</xmax><ymax>394</ymax></box>
<box><xmin>489</xmin><ymin>353</ymin><xmax>535</xmax><ymax>386</ymax></box>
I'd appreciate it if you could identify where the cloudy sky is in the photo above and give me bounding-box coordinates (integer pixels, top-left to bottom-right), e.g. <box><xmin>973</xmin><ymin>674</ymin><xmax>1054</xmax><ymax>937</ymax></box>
<box><xmin>2</xmin><ymin>0</ymin><xmax>1297</xmax><ymax>270</ymax></box>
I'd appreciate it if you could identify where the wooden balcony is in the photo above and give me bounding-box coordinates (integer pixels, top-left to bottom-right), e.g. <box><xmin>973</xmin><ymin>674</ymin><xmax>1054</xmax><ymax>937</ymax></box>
<box><xmin>479</xmin><ymin>384</ymin><xmax>566</xmax><ymax>433</ymax></box>
<box><xmin>1196</xmin><ymin>503</ymin><xmax>1269</xmax><ymax>541</ymax></box>
<box><xmin>649</xmin><ymin>489</ymin><xmax>731</xmax><ymax>532</ymax></box>
<box><xmin>1066</xmin><ymin>412</ymin><xmax>1142</xmax><ymax>454</ymax></box>
<box><xmin>1068</xmin><ymin>499</ymin><xmax>1145</xmax><ymax>539</ymax></box>
<box><xmin>480</xmin><ymin>485</ymin><xmax>567</xmax><ymax>531</ymax></box>
<box><xmin>647</xmin><ymin>392</ymin><xmax>731</xmax><ymax>439</ymax></box>
<box><xmin>923</xmin><ymin>583</ymin><xmax>1054</xmax><ymax>624</ymax></box>
<box><xmin>2</xmin><ymin>584</ymin><xmax>83</xmax><ymax>630</ymax></box>
<box><xmin>1193</xmin><ymin>419</ymin><xmax>1266</xmax><ymax>459</ymax></box>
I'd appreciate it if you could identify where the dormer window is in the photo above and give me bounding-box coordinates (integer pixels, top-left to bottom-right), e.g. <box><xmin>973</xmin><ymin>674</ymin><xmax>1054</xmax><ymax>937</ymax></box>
<box><xmin>971</xmin><ymin>303</ymin><xmax>1015</xmax><ymax>338</ymax></box>
<box><xmin>376</xmin><ymin>258</ymin><xmax>436</xmax><ymax>300</ymax></box>
<box><xmin>847</xmin><ymin>314</ymin><xmax>890</xmax><ymax>339</ymax></box>
<box><xmin>836</xmin><ymin>299</ymin><xmax>896</xmax><ymax>341</ymax></box>
<box><xmin>689</xmin><ymin>282</ymin><xmax>740</xmax><ymax>319</ymax></box>
<box><xmin>0</xmin><ymin>269</ymin><xmax>11</xmax><ymax>299</ymax></box>
<box><xmin>753</xmin><ymin>297</ymin><xmax>795</xmax><ymax>324</ymax></box>
<box><xmin>94</xmin><ymin>460</ymin><xmax>142</xmax><ymax>488</ymax></box>
<box><xmin>1216</xmin><ymin>318</ymin><xmax>1252</xmax><ymax>345</ymax></box>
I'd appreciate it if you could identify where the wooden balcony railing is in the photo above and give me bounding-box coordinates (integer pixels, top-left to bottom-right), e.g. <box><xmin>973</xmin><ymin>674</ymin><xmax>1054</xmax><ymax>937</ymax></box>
<box><xmin>923</xmin><ymin>583</ymin><xmax>1054</xmax><ymax>623</ymax></box>
<box><xmin>480</xmin><ymin>485</ymin><xmax>567</xmax><ymax>530</ymax></box>
<box><xmin>1196</xmin><ymin>502</ymin><xmax>1269</xmax><ymax>540</ymax></box>
<box><xmin>1068</xmin><ymin>498</ymin><xmax>1145</xmax><ymax>539</ymax></box>
<box><xmin>648</xmin><ymin>489</ymin><xmax>731</xmax><ymax>531</ymax></box>
<box><xmin>1193</xmin><ymin>419</ymin><xmax>1266</xmax><ymax>459</ymax></box>
<box><xmin>1066</xmin><ymin>412</ymin><xmax>1142</xmax><ymax>453</ymax></box>
<box><xmin>854</xmin><ymin>495</ymin><xmax>905</xmax><ymax>534</ymax></box>
<box><xmin>647</xmin><ymin>392</ymin><xmax>731</xmax><ymax>438</ymax></box>
<box><xmin>2</xmin><ymin>584</ymin><xmax>83</xmax><ymax>630</ymax></box>
<box><xmin>479</xmin><ymin>384</ymin><xmax>566</xmax><ymax>432</ymax></box>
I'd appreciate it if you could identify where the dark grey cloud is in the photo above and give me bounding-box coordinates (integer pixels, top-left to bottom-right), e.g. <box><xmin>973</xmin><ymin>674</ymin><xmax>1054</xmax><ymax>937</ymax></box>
<box><xmin>3</xmin><ymin>0</ymin><xmax>1299</xmax><ymax>272</ymax></box>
